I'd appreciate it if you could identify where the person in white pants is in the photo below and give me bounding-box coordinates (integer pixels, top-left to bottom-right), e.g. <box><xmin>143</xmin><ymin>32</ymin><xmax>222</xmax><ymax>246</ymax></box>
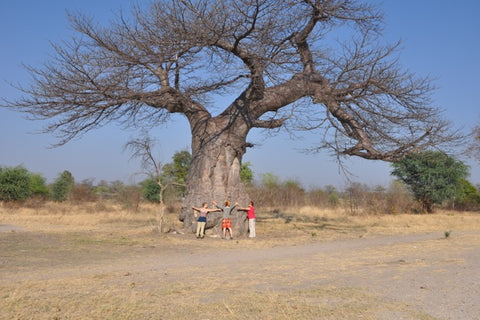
<box><xmin>239</xmin><ymin>201</ymin><xmax>255</xmax><ymax>238</ymax></box>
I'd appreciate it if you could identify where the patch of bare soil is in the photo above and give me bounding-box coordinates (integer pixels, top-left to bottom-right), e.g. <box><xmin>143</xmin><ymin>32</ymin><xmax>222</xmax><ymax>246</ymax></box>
<box><xmin>1</xmin><ymin>227</ymin><xmax>479</xmax><ymax>319</ymax></box>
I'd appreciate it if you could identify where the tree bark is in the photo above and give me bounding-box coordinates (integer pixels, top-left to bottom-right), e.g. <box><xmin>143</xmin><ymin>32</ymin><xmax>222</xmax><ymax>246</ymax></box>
<box><xmin>179</xmin><ymin>116</ymin><xmax>250</xmax><ymax>235</ymax></box>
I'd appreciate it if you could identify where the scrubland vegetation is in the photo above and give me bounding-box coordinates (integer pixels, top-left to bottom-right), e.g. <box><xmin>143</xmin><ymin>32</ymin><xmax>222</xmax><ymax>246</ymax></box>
<box><xmin>2</xmin><ymin>166</ymin><xmax>480</xmax><ymax>216</ymax></box>
<box><xmin>1</xmin><ymin>155</ymin><xmax>479</xmax><ymax>320</ymax></box>
<box><xmin>2</xmin><ymin>197</ymin><xmax>480</xmax><ymax>319</ymax></box>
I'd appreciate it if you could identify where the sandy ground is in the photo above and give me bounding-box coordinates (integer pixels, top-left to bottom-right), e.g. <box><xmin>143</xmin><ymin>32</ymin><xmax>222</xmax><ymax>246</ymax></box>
<box><xmin>1</xmin><ymin>225</ymin><xmax>479</xmax><ymax>319</ymax></box>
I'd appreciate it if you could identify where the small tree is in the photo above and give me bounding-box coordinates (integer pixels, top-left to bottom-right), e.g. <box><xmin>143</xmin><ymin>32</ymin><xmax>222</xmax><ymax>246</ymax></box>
<box><xmin>0</xmin><ymin>166</ymin><xmax>32</xmax><ymax>201</ymax></box>
<box><xmin>282</xmin><ymin>180</ymin><xmax>306</xmax><ymax>207</ymax></box>
<box><xmin>240</xmin><ymin>162</ymin><xmax>254</xmax><ymax>186</ymax></box>
<box><xmin>325</xmin><ymin>185</ymin><xmax>340</xmax><ymax>208</ymax></box>
<box><xmin>126</xmin><ymin>136</ymin><xmax>187</xmax><ymax>232</ymax></box>
<box><xmin>451</xmin><ymin>179</ymin><xmax>480</xmax><ymax>211</ymax></box>
<box><xmin>70</xmin><ymin>178</ymin><xmax>97</xmax><ymax>202</ymax></box>
<box><xmin>50</xmin><ymin>170</ymin><xmax>75</xmax><ymax>202</ymax></box>
<box><xmin>344</xmin><ymin>182</ymin><xmax>369</xmax><ymax>215</ymax></box>
<box><xmin>385</xmin><ymin>180</ymin><xmax>416</xmax><ymax>214</ymax></box>
<box><xmin>29</xmin><ymin>173</ymin><xmax>49</xmax><ymax>199</ymax></box>
<box><xmin>159</xmin><ymin>150</ymin><xmax>192</xmax><ymax>200</ymax></box>
<box><xmin>391</xmin><ymin>151</ymin><xmax>469</xmax><ymax>213</ymax></box>
<box><xmin>140</xmin><ymin>177</ymin><xmax>162</xmax><ymax>203</ymax></box>
<box><xmin>258</xmin><ymin>172</ymin><xmax>281</xmax><ymax>206</ymax></box>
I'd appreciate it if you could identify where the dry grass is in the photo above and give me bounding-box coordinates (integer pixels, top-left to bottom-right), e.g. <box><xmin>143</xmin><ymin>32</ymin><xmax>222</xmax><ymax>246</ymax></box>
<box><xmin>257</xmin><ymin>205</ymin><xmax>480</xmax><ymax>245</ymax></box>
<box><xmin>0</xmin><ymin>201</ymin><xmax>162</xmax><ymax>231</ymax></box>
<box><xmin>1</xmin><ymin>201</ymin><xmax>478</xmax><ymax>319</ymax></box>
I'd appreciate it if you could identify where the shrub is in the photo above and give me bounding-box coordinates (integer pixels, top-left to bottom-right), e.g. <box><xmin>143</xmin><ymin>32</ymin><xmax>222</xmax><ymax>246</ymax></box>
<box><xmin>449</xmin><ymin>179</ymin><xmax>480</xmax><ymax>211</ymax></box>
<box><xmin>29</xmin><ymin>173</ymin><xmax>49</xmax><ymax>198</ymax></box>
<box><xmin>70</xmin><ymin>182</ymin><xmax>98</xmax><ymax>202</ymax></box>
<box><xmin>50</xmin><ymin>170</ymin><xmax>75</xmax><ymax>202</ymax></box>
<box><xmin>140</xmin><ymin>177</ymin><xmax>160</xmax><ymax>203</ymax></box>
<box><xmin>391</xmin><ymin>151</ymin><xmax>469</xmax><ymax>213</ymax></box>
<box><xmin>0</xmin><ymin>166</ymin><xmax>32</xmax><ymax>201</ymax></box>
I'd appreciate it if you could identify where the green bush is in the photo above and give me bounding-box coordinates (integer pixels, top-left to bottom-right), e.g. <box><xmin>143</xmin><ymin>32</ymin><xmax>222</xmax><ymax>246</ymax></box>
<box><xmin>240</xmin><ymin>161</ymin><xmax>254</xmax><ymax>185</ymax></box>
<box><xmin>29</xmin><ymin>173</ymin><xmax>49</xmax><ymax>198</ymax></box>
<box><xmin>50</xmin><ymin>170</ymin><xmax>75</xmax><ymax>202</ymax></box>
<box><xmin>451</xmin><ymin>179</ymin><xmax>480</xmax><ymax>211</ymax></box>
<box><xmin>0</xmin><ymin>166</ymin><xmax>32</xmax><ymax>201</ymax></box>
<box><xmin>391</xmin><ymin>151</ymin><xmax>469</xmax><ymax>213</ymax></box>
<box><xmin>140</xmin><ymin>177</ymin><xmax>160</xmax><ymax>203</ymax></box>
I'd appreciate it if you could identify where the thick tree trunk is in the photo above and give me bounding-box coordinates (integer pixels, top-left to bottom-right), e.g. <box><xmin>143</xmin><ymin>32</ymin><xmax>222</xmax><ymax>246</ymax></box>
<box><xmin>179</xmin><ymin>117</ymin><xmax>250</xmax><ymax>236</ymax></box>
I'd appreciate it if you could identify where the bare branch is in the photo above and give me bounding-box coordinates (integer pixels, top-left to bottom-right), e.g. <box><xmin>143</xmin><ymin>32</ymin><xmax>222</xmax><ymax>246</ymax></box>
<box><xmin>124</xmin><ymin>135</ymin><xmax>162</xmax><ymax>177</ymax></box>
<box><xmin>1</xmin><ymin>0</ymin><xmax>460</xmax><ymax>161</ymax></box>
<box><xmin>466</xmin><ymin>123</ymin><xmax>480</xmax><ymax>163</ymax></box>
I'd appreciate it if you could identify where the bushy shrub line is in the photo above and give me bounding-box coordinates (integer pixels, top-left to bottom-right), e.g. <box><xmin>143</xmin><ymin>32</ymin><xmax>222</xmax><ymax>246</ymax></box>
<box><xmin>1</xmin><ymin>165</ymin><xmax>479</xmax><ymax>213</ymax></box>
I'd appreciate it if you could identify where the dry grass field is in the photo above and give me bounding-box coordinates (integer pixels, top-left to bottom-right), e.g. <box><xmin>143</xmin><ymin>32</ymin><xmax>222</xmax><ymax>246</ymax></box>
<box><xmin>1</xmin><ymin>201</ymin><xmax>479</xmax><ymax>319</ymax></box>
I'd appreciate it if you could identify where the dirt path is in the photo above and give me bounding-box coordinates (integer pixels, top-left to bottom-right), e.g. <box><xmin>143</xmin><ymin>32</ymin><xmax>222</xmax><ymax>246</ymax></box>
<box><xmin>2</xmin><ymin>230</ymin><xmax>479</xmax><ymax>319</ymax></box>
<box><xmin>139</xmin><ymin>232</ymin><xmax>479</xmax><ymax>320</ymax></box>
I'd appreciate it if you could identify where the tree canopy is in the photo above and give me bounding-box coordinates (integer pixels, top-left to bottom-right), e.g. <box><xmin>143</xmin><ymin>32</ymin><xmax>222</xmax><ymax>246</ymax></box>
<box><xmin>391</xmin><ymin>151</ymin><xmax>469</xmax><ymax>213</ymax></box>
<box><xmin>0</xmin><ymin>166</ymin><xmax>48</xmax><ymax>201</ymax></box>
<box><xmin>50</xmin><ymin>170</ymin><xmax>75</xmax><ymax>202</ymax></box>
<box><xmin>5</xmin><ymin>0</ymin><xmax>458</xmax><ymax>159</ymax></box>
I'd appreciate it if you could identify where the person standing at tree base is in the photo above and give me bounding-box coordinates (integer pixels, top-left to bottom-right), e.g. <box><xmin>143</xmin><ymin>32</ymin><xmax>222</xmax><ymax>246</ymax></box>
<box><xmin>214</xmin><ymin>200</ymin><xmax>237</xmax><ymax>239</ymax></box>
<box><xmin>238</xmin><ymin>201</ymin><xmax>255</xmax><ymax>238</ymax></box>
<box><xmin>192</xmin><ymin>202</ymin><xmax>219</xmax><ymax>239</ymax></box>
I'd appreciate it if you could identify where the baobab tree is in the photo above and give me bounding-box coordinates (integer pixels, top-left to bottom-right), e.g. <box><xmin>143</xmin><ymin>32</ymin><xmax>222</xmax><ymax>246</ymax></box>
<box><xmin>3</xmin><ymin>0</ymin><xmax>459</xmax><ymax>234</ymax></box>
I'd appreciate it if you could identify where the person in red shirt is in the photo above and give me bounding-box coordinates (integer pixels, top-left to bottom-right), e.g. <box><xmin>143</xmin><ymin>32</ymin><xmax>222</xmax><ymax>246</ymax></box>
<box><xmin>238</xmin><ymin>200</ymin><xmax>255</xmax><ymax>238</ymax></box>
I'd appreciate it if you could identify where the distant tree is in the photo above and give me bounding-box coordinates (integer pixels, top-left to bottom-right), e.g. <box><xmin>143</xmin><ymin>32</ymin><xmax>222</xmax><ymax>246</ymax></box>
<box><xmin>140</xmin><ymin>177</ymin><xmax>161</xmax><ymax>203</ymax></box>
<box><xmin>307</xmin><ymin>188</ymin><xmax>328</xmax><ymax>207</ymax></box>
<box><xmin>171</xmin><ymin>150</ymin><xmax>191</xmax><ymax>186</ymax></box>
<box><xmin>451</xmin><ymin>178</ymin><xmax>480</xmax><ymax>211</ymax></box>
<box><xmin>118</xmin><ymin>185</ymin><xmax>142</xmax><ymax>211</ymax></box>
<box><xmin>4</xmin><ymin>1</ymin><xmax>461</xmax><ymax>234</ymax></box>
<box><xmin>261</xmin><ymin>173</ymin><xmax>281</xmax><ymax>189</ymax></box>
<box><xmin>126</xmin><ymin>136</ymin><xmax>167</xmax><ymax>203</ymax></box>
<box><xmin>29</xmin><ymin>173</ymin><xmax>49</xmax><ymax>198</ymax></box>
<box><xmin>391</xmin><ymin>151</ymin><xmax>469</xmax><ymax>213</ymax></box>
<box><xmin>324</xmin><ymin>185</ymin><xmax>340</xmax><ymax>208</ymax></box>
<box><xmin>126</xmin><ymin>136</ymin><xmax>188</xmax><ymax>204</ymax></box>
<box><xmin>93</xmin><ymin>180</ymin><xmax>110</xmax><ymax>199</ymax></box>
<box><xmin>109</xmin><ymin>180</ymin><xmax>126</xmax><ymax>194</ymax></box>
<box><xmin>257</xmin><ymin>172</ymin><xmax>281</xmax><ymax>206</ymax></box>
<box><xmin>254</xmin><ymin>173</ymin><xmax>306</xmax><ymax>207</ymax></box>
<box><xmin>160</xmin><ymin>150</ymin><xmax>192</xmax><ymax>198</ymax></box>
<box><xmin>344</xmin><ymin>182</ymin><xmax>369</xmax><ymax>214</ymax></box>
<box><xmin>0</xmin><ymin>166</ymin><xmax>32</xmax><ymax>201</ymax></box>
<box><xmin>126</xmin><ymin>136</ymin><xmax>190</xmax><ymax>232</ymax></box>
<box><xmin>385</xmin><ymin>180</ymin><xmax>415</xmax><ymax>214</ymax></box>
<box><xmin>108</xmin><ymin>180</ymin><xmax>127</xmax><ymax>202</ymax></box>
<box><xmin>50</xmin><ymin>170</ymin><xmax>75</xmax><ymax>202</ymax></box>
<box><xmin>283</xmin><ymin>179</ymin><xmax>305</xmax><ymax>207</ymax></box>
<box><xmin>240</xmin><ymin>162</ymin><xmax>254</xmax><ymax>185</ymax></box>
<box><xmin>324</xmin><ymin>185</ymin><xmax>338</xmax><ymax>195</ymax></box>
<box><xmin>71</xmin><ymin>178</ymin><xmax>97</xmax><ymax>202</ymax></box>
<box><xmin>468</xmin><ymin>124</ymin><xmax>480</xmax><ymax>162</ymax></box>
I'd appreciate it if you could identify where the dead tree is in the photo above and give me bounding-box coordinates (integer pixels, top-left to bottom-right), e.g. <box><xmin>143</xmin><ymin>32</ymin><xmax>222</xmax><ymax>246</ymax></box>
<box><xmin>125</xmin><ymin>136</ymin><xmax>172</xmax><ymax>232</ymax></box>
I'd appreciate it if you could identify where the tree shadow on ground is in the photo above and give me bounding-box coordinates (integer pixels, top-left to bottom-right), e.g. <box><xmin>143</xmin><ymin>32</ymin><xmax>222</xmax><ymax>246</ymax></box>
<box><xmin>259</xmin><ymin>210</ymin><xmax>368</xmax><ymax>235</ymax></box>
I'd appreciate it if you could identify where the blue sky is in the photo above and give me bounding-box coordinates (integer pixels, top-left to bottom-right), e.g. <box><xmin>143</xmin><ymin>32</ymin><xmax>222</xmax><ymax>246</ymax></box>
<box><xmin>1</xmin><ymin>0</ymin><xmax>479</xmax><ymax>189</ymax></box>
